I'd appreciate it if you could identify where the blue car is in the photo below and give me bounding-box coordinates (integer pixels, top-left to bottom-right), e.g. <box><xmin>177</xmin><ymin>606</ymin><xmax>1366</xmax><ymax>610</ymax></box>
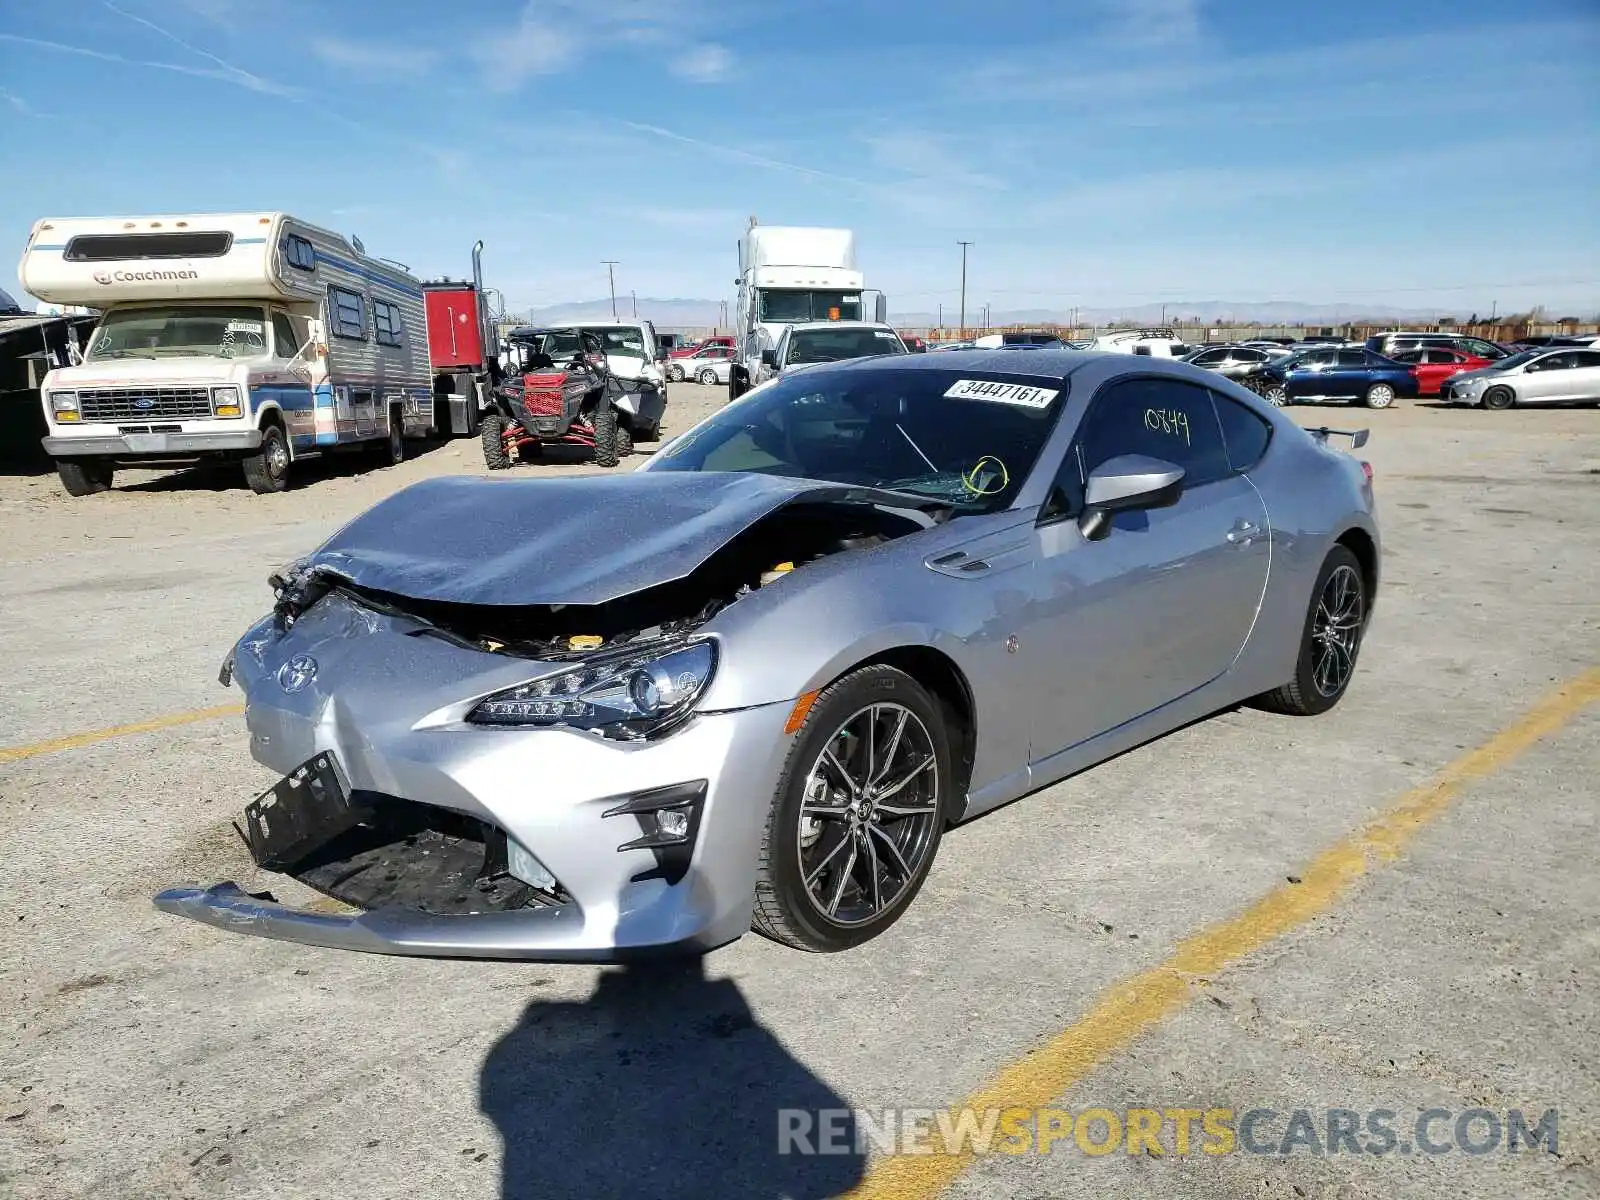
<box><xmin>1246</xmin><ymin>346</ymin><xmax>1418</xmax><ymax>409</ymax></box>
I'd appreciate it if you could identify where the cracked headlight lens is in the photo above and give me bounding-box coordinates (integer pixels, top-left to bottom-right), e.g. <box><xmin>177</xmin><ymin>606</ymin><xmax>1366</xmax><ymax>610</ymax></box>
<box><xmin>468</xmin><ymin>640</ymin><xmax>716</xmax><ymax>738</ymax></box>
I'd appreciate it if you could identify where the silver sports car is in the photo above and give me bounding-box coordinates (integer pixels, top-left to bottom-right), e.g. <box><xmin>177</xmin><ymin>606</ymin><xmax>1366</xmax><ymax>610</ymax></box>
<box><xmin>158</xmin><ymin>350</ymin><xmax>1379</xmax><ymax>960</ymax></box>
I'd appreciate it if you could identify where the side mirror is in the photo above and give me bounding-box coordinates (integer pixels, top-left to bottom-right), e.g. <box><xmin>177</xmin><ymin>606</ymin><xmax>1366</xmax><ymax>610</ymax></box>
<box><xmin>1078</xmin><ymin>454</ymin><xmax>1185</xmax><ymax>541</ymax></box>
<box><xmin>760</xmin><ymin>349</ymin><xmax>777</xmax><ymax>368</ymax></box>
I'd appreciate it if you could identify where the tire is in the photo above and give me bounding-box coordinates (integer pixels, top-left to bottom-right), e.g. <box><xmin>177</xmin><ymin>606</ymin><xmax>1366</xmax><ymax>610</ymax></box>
<box><xmin>1364</xmin><ymin>383</ymin><xmax>1396</xmax><ymax>409</ymax></box>
<box><xmin>55</xmin><ymin>458</ymin><xmax>113</xmax><ymax>496</ymax></box>
<box><xmin>480</xmin><ymin>411</ymin><xmax>511</xmax><ymax>469</ymax></box>
<box><xmin>698</xmin><ymin>368</ymin><xmax>720</xmax><ymax>386</ymax></box>
<box><xmin>751</xmin><ymin>665</ymin><xmax>951</xmax><ymax>952</ymax></box>
<box><xmin>1482</xmin><ymin>386</ymin><xmax>1515</xmax><ymax>411</ymax></box>
<box><xmin>617</xmin><ymin>419</ymin><xmax>634</xmax><ymax>459</ymax></box>
<box><xmin>1261</xmin><ymin>382</ymin><xmax>1289</xmax><ymax>407</ymax></box>
<box><xmin>1254</xmin><ymin>545</ymin><xmax>1367</xmax><ymax>717</ymax></box>
<box><xmin>592</xmin><ymin>401</ymin><xmax>622</xmax><ymax>468</ymax></box>
<box><xmin>666</xmin><ymin>364</ymin><xmax>685</xmax><ymax>382</ymax></box>
<box><xmin>380</xmin><ymin>407</ymin><xmax>405</xmax><ymax>466</ymax></box>
<box><xmin>242</xmin><ymin>425</ymin><xmax>291</xmax><ymax>494</ymax></box>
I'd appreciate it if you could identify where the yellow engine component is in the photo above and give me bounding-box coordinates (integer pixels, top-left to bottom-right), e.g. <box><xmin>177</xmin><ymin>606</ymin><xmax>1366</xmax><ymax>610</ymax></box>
<box><xmin>568</xmin><ymin>634</ymin><xmax>604</xmax><ymax>650</ymax></box>
<box><xmin>760</xmin><ymin>561</ymin><xmax>796</xmax><ymax>587</ymax></box>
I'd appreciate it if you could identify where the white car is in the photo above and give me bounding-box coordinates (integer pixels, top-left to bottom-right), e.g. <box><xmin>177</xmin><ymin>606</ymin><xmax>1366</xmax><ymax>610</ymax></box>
<box><xmin>667</xmin><ymin>344</ymin><xmax>737</xmax><ymax>384</ymax></box>
<box><xmin>1442</xmin><ymin>347</ymin><xmax>1600</xmax><ymax>409</ymax></box>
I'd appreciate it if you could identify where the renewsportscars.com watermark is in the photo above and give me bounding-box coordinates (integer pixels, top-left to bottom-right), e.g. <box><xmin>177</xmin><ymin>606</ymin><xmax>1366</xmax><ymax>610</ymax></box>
<box><xmin>778</xmin><ymin>1107</ymin><xmax>1559</xmax><ymax>1158</ymax></box>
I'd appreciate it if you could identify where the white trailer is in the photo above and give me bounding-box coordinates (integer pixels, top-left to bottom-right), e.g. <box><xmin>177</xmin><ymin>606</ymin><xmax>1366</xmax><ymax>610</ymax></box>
<box><xmin>19</xmin><ymin>212</ymin><xmax>435</xmax><ymax>495</ymax></box>
<box><xmin>727</xmin><ymin>219</ymin><xmax>887</xmax><ymax>400</ymax></box>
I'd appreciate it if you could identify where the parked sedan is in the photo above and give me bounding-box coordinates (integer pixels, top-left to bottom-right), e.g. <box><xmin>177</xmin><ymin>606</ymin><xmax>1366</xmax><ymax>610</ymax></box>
<box><xmin>1248</xmin><ymin>347</ymin><xmax>1419</xmax><ymax>408</ymax></box>
<box><xmin>158</xmin><ymin>351</ymin><xmax>1378</xmax><ymax>961</ymax></box>
<box><xmin>1183</xmin><ymin>344</ymin><xmax>1281</xmax><ymax>381</ymax></box>
<box><xmin>666</xmin><ymin>344</ymin><xmax>736</xmax><ymax>382</ymax></box>
<box><xmin>1388</xmin><ymin>347</ymin><xmax>1491</xmax><ymax>396</ymax></box>
<box><xmin>1442</xmin><ymin>347</ymin><xmax>1600</xmax><ymax>409</ymax></box>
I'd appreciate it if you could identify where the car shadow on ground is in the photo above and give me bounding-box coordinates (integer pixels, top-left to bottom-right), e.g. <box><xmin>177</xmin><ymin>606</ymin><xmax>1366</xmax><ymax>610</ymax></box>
<box><xmin>114</xmin><ymin>436</ymin><xmax>460</xmax><ymax>493</ymax></box>
<box><xmin>480</xmin><ymin>958</ymin><xmax>864</xmax><ymax>1200</ymax></box>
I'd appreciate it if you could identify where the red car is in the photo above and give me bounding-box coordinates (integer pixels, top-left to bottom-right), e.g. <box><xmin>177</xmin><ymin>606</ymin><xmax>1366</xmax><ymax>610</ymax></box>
<box><xmin>1391</xmin><ymin>347</ymin><xmax>1491</xmax><ymax>396</ymax></box>
<box><xmin>668</xmin><ymin>334</ymin><xmax>735</xmax><ymax>360</ymax></box>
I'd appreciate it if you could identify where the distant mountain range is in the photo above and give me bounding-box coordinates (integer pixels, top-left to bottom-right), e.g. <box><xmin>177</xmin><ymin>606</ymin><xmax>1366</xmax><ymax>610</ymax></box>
<box><xmin>510</xmin><ymin>297</ymin><xmax>1464</xmax><ymax>330</ymax></box>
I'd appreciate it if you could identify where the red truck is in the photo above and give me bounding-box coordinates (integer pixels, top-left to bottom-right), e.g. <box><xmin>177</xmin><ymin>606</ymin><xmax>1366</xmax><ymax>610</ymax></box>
<box><xmin>668</xmin><ymin>334</ymin><xmax>734</xmax><ymax>360</ymax></box>
<box><xmin>422</xmin><ymin>241</ymin><xmax>502</xmax><ymax>436</ymax></box>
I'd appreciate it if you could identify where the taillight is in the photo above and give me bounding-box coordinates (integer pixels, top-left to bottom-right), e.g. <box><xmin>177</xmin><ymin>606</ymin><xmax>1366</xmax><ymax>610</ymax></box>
<box><xmin>1360</xmin><ymin>461</ymin><xmax>1373</xmax><ymax>483</ymax></box>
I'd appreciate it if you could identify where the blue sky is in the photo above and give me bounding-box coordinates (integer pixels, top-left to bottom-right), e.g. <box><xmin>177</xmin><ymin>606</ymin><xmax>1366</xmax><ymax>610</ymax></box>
<box><xmin>2</xmin><ymin>0</ymin><xmax>1597</xmax><ymax>316</ymax></box>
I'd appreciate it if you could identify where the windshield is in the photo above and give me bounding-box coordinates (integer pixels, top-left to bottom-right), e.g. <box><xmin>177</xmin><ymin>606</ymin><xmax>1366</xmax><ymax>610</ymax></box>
<box><xmin>1489</xmin><ymin>349</ymin><xmax>1541</xmax><ymax>371</ymax></box>
<box><xmin>786</xmin><ymin>327</ymin><xmax>906</xmax><ymax>365</ymax></box>
<box><xmin>87</xmin><ymin>305</ymin><xmax>268</xmax><ymax>361</ymax></box>
<box><xmin>646</xmin><ymin>366</ymin><xmax>1065</xmax><ymax>513</ymax></box>
<box><xmin>583</xmin><ymin>327</ymin><xmax>648</xmax><ymax>359</ymax></box>
<box><xmin>758</xmin><ymin>290</ymin><xmax>864</xmax><ymax>323</ymax></box>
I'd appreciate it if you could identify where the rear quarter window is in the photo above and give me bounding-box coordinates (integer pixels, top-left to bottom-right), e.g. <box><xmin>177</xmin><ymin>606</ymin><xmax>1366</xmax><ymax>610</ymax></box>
<box><xmin>1211</xmin><ymin>392</ymin><xmax>1273</xmax><ymax>472</ymax></box>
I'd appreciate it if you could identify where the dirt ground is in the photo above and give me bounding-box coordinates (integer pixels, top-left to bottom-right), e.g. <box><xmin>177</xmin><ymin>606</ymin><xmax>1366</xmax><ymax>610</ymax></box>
<box><xmin>1</xmin><ymin>384</ymin><xmax>1597</xmax><ymax>1200</ymax></box>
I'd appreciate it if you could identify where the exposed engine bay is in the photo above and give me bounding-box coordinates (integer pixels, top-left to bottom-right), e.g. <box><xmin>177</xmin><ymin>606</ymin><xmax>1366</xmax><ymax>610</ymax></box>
<box><xmin>267</xmin><ymin>499</ymin><xmax>935</xmax><ymax>663</ymax></box>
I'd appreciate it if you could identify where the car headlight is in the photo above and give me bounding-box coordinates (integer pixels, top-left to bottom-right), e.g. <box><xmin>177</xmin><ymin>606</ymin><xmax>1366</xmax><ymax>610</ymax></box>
<box><xmin>212</xmin><ymin>385</ymin><xmax>243</xmax><ymax>417</ymax></box>
<box><xmin>51</xmin><ymin>391</ymin><xmax>79</xmax><ymax>419</ymax></box>
<box><xmin>468</xmin><ymin>639</ymin><xmax>716</xmax><ymax>738</ymax></box>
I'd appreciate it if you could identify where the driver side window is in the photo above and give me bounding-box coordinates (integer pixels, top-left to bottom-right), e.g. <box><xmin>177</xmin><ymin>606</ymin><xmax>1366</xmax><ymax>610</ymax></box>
<box><xmin>1047</xmin><ymin>378</ymin><xmax>1230</xmax><ymax>517</ymax></box>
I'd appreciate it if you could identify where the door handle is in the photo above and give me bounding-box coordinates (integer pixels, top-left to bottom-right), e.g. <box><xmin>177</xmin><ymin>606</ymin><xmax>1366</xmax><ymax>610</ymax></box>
<box><xmin>1227</xmin><ymin>520</ymin><xmax>1260</xmax><ymax>544</ymax></box>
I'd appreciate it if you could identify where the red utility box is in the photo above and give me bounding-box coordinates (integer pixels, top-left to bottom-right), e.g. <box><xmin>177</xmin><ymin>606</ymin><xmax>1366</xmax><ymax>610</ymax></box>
<box><xmin>424</xmin><ymin>283</ymin><xmax>486</xmax><ymax>371</ymax></box>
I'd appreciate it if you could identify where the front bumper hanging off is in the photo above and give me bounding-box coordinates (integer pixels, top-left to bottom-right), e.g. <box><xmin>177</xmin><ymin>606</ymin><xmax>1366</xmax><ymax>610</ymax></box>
<box><xmin>154</xmin><ymin>694</ymin><xmax>796</xmax><ymax>962</ymax></box>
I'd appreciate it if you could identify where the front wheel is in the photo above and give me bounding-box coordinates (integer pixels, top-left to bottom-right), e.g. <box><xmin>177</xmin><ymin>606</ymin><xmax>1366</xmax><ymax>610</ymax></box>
<box><xmin>1482</xmin><ymin>386</ymin><xmax>1515</xmax><ymax>411</ymax></box>
<box><xmin>242</xmin><ymin>425</ymin><xmax>291</xmax><ymax>494</ymax></box>
<box><xmin>751</xmin><ymin>665</ymin><xmax>950</xmax><ymax>952</ymax></box>
<box><xmin>666</xmin><ymin>364</ymin><xmax>685</xmax><ymax>382</ymax></box>
<box><xmin>1254</xmin><ymin>545</ymin><xmax>1367</xmax><ymax>716</ymax></box>
<box><xmin>1364</xmin><ymin>383</ymin><xmax>1396</xmax><ymax>409</ymax></box>
<box><xmin>592</xmin><ymin>401</ymin><xmax>623</xmax><ymax>467</ymax></box>
<box><xmin>480</xmin><ymin>412</ymin><xmax>511</xmax><ymax>469</ymax></box>
<box><xmin>55</xmin><ymin>458</ymin><xmax>114</xmax><ymax>496</ymax></box>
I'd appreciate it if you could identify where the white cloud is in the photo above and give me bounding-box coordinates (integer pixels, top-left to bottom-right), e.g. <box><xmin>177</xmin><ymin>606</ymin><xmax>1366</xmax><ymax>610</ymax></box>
<box><xmin>669</xmin><ymin>43</ymin><xmax>731</xmax><ymax>83</ymax></box>
<box><xmin>100</xmin><ymin>0</ymin><xmax>290</xmax><ymax>96</ymax></box>
<box><xmin>311</xmin><ymin>37</ymin><xmax>437</xmax><ymax>73</ymax></box>
<box><xmin>0</xmin><ymin>88</ymin><xmax>31</xmax><ymax>115</ymax></box>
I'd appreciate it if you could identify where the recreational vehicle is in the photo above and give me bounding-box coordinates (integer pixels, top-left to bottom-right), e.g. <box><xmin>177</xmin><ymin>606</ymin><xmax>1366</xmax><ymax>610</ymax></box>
<box><xmin>19</xmin><ymin>212</ymin><xmax>435</xmax><ymax>495</ymax></box>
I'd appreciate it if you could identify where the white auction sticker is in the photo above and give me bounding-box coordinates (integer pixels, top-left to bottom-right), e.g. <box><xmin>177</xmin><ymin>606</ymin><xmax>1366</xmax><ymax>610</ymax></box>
<box><xmin>943</xmin><ymin>379</ymin><xmax>1059</xmax><ymax>408</ymax></box>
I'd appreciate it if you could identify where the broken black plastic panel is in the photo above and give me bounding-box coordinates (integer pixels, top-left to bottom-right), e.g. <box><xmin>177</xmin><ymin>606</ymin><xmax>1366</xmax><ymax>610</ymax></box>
<box><xmin>240</xmin><ymin>754</ymin><xmax>370</xmax><ymax>872</ymax></box>
<box><xmin>602</xmin><ymin>780</ymin><xmax>709</xmax><ymax>886</ymax></box>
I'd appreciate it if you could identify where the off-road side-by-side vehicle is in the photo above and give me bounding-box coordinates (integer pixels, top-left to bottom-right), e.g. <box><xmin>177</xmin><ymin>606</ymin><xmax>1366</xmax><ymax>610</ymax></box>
<box><xmin>480</xmin><ymin>327</ymin><xmax>665</xmax><ymax>469</ymax></box>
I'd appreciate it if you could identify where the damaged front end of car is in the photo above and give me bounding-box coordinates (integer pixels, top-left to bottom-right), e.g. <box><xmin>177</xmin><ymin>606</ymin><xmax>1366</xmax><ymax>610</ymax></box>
<box><xmin>160</xmin><ymin>472</ymin><xmax>950</xmax><ymax>960</ymax></box>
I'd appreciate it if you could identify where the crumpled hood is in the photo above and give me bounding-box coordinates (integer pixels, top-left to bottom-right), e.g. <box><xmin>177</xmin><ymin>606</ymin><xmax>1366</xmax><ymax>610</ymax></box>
<box><xmin>300</xmin><ymin>472</ymin><xmax>944</xmax><ymax>607</ymax></box>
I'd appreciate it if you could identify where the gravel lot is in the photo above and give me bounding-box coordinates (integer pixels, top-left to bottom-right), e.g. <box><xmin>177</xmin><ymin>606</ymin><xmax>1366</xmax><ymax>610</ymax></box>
<box><xmin>1</xmin><ymin>385</ymin><xmax>1596</xmax><ymax>1200</ymax></box>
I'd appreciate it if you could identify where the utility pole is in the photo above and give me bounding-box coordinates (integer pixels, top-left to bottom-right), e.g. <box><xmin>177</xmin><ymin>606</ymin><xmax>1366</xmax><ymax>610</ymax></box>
<box><xmin>631</xmin><ymin>290</ymin><xmax>637</xmax><ymax>318</ymax></box>
<box><xmin>1490</xmin><ymin>299</ymin><xmax>1497</xmax><ymax>321</ymax></box>
<box><xmin>937</xmin><ymin>302</ymin><xmax>942</xmax><ymax>333</ymax></box>
<box><xmin>957</xmin><ymin>241</ymin><xmax>972</xmax><ymax>335</ymax></box>
<box><xmin>983</xmin><ymin>302</ymin><xmax>990</xmax><ymax>329</ymax></box>
<box><xmin>602</xmin><ymin>261</ymin><xmax>620</xmax><ymax>320</ymax></box>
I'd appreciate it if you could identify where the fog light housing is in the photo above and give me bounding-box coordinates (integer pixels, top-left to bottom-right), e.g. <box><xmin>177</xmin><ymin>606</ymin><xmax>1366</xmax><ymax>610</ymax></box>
<box><xmin>602</xmin><ymin>780</ymin><xmax>708</xmax><ymax>885</ymax></box>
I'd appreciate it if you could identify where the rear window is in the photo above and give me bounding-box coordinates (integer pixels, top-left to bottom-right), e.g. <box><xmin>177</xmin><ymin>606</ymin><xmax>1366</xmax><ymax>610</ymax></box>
<box><xmin>1212</xmin><ymin>392</ymin><xmax>1273</xmax><ymax>471</ymax></box>
<box><xmin>64</xmin><ymin>232</ymin><xmax>233</xmax><ymax>261</ymax></box>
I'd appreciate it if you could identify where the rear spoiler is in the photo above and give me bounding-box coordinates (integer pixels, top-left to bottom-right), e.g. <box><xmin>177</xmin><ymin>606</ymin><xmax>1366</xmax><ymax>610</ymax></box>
<box><xmin>1305</xmin><ymin>426</ymin><xmax>1369</xmax><ymax>449</ymax></box>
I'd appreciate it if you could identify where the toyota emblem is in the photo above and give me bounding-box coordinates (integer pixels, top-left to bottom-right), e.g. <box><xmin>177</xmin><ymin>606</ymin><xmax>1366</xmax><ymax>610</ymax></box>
<box><xmin>277</xmin><ymin>654</ymin><xmax>318</xmax><ymax>693</ymax></box>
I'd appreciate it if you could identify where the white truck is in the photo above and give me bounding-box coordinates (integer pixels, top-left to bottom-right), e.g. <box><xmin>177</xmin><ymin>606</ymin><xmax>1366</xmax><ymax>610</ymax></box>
<box><xmin>726</xmin><ymin>220</ymin><xmax>886</xmax><ymax>400</ymax></box>
<box><xmin>19</xmin><ymin>212</ymin><xmax>436</xmax><ymax>495</ymax></box>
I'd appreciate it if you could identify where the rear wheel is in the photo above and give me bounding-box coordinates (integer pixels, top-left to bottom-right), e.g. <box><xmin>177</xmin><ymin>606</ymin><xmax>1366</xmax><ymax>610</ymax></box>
<box><xmin>751</xmin><ymin>665</ymin><xmax>950</xmax><ymax>952</ymax></box>
<box><xmin>698</xmin><ymin>367</ymin><xmax>719</xmax><ymax>386</ymax></box>
<box><xmin>1364</xmin><ymin>382</ymin><xmax>1396</xmax><ymax>409</ymax></box>
<box><xmin>1254</xmin><ymin>545</ymin><xmax>1366</xmax><ymax>716</ymax></box>
<box><xmin>380</xmin><ymin>407</ymin><xmax>405</xmax><ymax>465</ymax></box>
<box><xmin>666</xmin><ymin>363</ymin><xmax>685</xmax><ymax>382</ymax></box>
<box><xmin>1482</xmin><ymin>386</ymin><xmax>1515</xmax><ymax>410</ymax></box>
<box><xmin>242</xmin><ymin>425</ymin><xmax>291</xmax><ymax>494</ymax></box>
<box><xmin>1260</xmin><ymin>381</ymin><xmax>1289</xmax><ymax>406</ymax></box>
<box><xmin>480</xmin><ymin>412</ymin><xmax>511</xmax><ymax>469</ymax></box>
<box><xmin>55</xmin><ymin>458</ymin><xmax>114</xmax><ymax>496</ymax></box>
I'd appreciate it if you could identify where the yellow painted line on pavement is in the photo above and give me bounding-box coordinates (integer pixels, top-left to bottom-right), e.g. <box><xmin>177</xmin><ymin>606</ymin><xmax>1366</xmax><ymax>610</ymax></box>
<box><xmin>849</xmin><ymin>666</ymin><xmax>1600</xmax><ymax>1200</ymax></box>
<box><xmin>0</xmin><ymin>703</ymin><xmax>246</xmax><ymax>765</ymax></box>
